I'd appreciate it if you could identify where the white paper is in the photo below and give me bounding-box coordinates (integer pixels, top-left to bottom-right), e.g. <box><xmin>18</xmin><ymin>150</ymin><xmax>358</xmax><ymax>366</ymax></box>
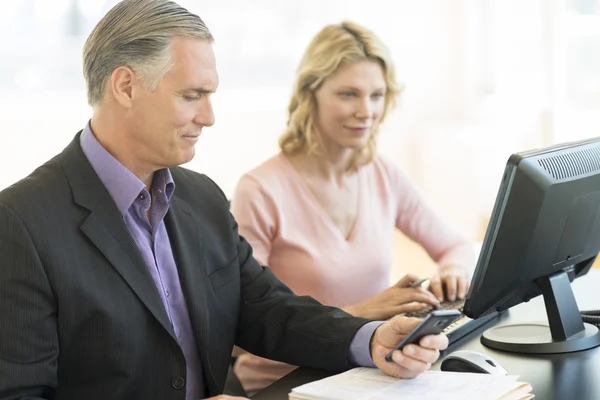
<box><xmin>290</xmin><ymin>368</ymin><xmax>530</xmax><ymax>400</ymax></box>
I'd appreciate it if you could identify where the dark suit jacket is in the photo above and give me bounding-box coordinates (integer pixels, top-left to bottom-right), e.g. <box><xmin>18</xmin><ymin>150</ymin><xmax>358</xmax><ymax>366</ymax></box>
<box><xmin>0</xmin><ymin>134</ymin><xmax>370</xmax><ymax>399</ymax></box>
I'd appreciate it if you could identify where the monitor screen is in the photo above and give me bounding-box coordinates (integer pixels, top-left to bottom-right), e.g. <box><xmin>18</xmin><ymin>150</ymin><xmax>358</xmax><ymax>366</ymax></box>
<box><xmin>463</xmin><ymin>136</ymin><xmax>600</xmax><ymax>354</ymax></box>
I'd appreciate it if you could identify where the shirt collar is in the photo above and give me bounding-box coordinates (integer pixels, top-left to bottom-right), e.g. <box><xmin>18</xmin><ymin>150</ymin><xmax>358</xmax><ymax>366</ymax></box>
<box><xmin>80</xmin><ymin>121</ymin><xmax>175</xmax><ymax>216</ymax></box>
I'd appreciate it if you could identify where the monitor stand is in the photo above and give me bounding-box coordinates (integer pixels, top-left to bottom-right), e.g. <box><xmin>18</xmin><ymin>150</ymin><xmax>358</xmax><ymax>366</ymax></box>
<box><xmin>481</xmin><ymin>270</ymin><xmax>600</xmax><ymax>353</ymax></box>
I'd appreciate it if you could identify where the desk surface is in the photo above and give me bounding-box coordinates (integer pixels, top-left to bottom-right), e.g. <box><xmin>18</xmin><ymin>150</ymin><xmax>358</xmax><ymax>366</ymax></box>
<box><xmin>252</xmin><ymin>269</ymin><xmax>600</xmax><ymax>400</ymax></box>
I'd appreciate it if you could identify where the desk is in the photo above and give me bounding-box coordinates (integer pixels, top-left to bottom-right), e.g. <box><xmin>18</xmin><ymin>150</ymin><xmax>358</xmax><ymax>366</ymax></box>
<box><xmin>252</xmin><ymin>269</ymin><xmax>600</xmax><ymax>399</ymax></box>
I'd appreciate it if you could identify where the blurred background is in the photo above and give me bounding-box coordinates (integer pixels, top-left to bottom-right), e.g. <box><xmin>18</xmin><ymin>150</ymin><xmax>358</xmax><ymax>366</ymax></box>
<box><xmin>1</xmin><ymin>0</ymin><xmax>600</xmax><ymax>279</ymax></box>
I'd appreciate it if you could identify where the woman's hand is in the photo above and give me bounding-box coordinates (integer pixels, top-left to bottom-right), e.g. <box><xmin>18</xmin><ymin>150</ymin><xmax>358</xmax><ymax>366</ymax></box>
<box><xmin>429</xmin><ymin>265</ymin><xmax>470</xmax><ymax>302</ymax></box>
<box><xmin>343</xmin><ymin>274</ymin><xmax>440</xmax><ymax>320</ymax></box>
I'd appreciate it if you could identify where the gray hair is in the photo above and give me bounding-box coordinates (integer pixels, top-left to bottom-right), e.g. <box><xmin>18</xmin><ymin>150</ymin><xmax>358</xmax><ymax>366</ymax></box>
<box><xmin>83</xmin><ymin>0</ymin><xmax>213</xmax><ymax>106</ymax></box>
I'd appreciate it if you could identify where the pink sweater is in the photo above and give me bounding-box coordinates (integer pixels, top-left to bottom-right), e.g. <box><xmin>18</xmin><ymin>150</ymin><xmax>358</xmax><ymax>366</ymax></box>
<box><xmin>231</xmin><ymin>153</ymin><xmax>474</xmax><ymax>392</ymax></box>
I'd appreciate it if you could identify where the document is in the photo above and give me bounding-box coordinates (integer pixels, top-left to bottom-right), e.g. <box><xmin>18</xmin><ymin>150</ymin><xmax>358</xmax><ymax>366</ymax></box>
<box><xmin>289</xmin><ymin>368</ymin><xmax>533</xmax><ymax>400</ymax></box>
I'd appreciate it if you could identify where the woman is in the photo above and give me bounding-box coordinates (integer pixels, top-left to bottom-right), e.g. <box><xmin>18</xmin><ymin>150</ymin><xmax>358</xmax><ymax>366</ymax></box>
<box><xmin>231</xmin><ymin>21</ymin><xmax>474</xmax><ymax>392</ymax></box>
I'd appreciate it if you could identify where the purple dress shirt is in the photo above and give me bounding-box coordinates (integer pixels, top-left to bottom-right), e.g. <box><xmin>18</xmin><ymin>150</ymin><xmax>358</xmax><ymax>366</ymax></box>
<box><xmin>81</xmin><ymin>123</ymin><xmax>203</xmax><ymax>399</ymax></box>
<box><xmin>80</xmin><ymin>122</ymin><xmax>381</xmax><ymax>398</ymax></box>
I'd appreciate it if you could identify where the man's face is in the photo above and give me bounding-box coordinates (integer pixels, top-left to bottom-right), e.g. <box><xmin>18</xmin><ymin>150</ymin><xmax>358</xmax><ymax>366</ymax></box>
<box><xmin>126</xmin><ymin>37</ymin><xmax>218</xmax><ymax>170</ymax></box>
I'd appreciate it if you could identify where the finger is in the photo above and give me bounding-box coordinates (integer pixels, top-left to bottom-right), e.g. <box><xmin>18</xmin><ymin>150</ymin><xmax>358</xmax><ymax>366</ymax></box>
<box><xmin>376</xmin><ymin>347</ymin><xmax>428</xmax><ymax>379</ymax></box>
<box><xmin>429</xmin><ymin>276</ymin><xmax>444</xmax><ymax>301</ymax></box>
<box><xmin>394</xmin><ymin>274</ymin><xmax>421</xmax><ymax>288</ymax></box>
<box><xmin>402</xmin><ymin>344</ymin><xmax>440</xmax><ymax>364</ymax></box>
<box><xmin>389</xmin><ymin>316</ymin><xmax>422</xmax><ymax>336</ymax></box>
<box><xmin>375</xmin><ymin>316</ymin><xmax>423</xmax><ymax>348</ymax></box>
<box><xmin>420</xmin><ymin>333</ymin><xmax>449</xmax><ymax>351</ymax></box>
<box><xmin>405</xmin><ymin>290</ymin><xmax>440</xmax><ymax>308</ymax></box>
<box><xmin>456</xmin><ymin>276</ymin><xmax>467</xmax><ymax>299</ymax></box>
<box><xmin>444</xmin><ymin>276</ymin><xmax>457</xmax><ymax>301</ymax></box>
<box><xmin>387</xmin><ymin>347</ymin><xmax>431</xmax><ymax>377</ymax></box>
<box><xmin>413</xmin><ymin>288</ymin><xmax>440</xmax><ymax>307</ymax></box>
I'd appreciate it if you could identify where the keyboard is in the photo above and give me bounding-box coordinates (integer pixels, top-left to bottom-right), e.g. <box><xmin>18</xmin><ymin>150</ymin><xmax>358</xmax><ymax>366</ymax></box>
<box><xmin>403</xmin><ymin>299</ymin><xmax>500</xmax><ymax>345</ymax></box>
<box><xmin>404</xmin><ymin>299</ymin><xmax>466</xmax><ymax>319</ymax></box>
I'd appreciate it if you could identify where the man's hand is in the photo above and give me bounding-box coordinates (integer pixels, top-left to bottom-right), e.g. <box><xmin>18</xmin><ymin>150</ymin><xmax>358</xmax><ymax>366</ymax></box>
<box><xmin>370</xmin><ymin>316</ymin><xmax>448</xmax><ymax>379</ymax></box>
<box><xmin>429</xmin><ymin>265</ymin><xmax>470</xmax><ymax>302</ymax></box>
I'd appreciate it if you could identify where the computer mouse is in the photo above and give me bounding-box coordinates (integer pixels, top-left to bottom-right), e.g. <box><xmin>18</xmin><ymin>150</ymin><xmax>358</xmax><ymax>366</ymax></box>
<box><xmin>440</xmin><ymin>350</ymin><xmax>508</xmax><ymax>375</ymax></box>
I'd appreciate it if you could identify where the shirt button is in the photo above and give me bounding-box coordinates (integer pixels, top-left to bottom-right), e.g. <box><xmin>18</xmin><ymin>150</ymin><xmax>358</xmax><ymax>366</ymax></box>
<box><xmin>171</xmin><ymin>377</ymin><xmax>185</xmax><ymax>390</ymax></box>
<box><xmin>166</xmin><ymin>290</ymin><xmax>170</xmax><ymax>298</ymax></box>
<box><xmin>139</xmin><ymin>194</ymin><xmax>145</xmax><ymax>200</ymax></box>
<box><xmin>158</xmin><ymin>189</ymin><xmax>163</xmax><ymax>194</ymax></box>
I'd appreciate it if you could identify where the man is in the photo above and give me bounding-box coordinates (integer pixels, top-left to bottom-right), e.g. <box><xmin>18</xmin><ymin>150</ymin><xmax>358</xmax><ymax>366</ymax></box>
<box><xmin>0</xmin><ymin>1</ymin><xmax>447</xmax><ymax>399</ymax></box>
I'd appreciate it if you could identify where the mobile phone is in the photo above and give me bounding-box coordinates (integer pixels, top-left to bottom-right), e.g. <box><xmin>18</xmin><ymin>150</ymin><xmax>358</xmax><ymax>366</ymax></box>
<box><xmin>385</xmin><ymin>309</ymin><xmax>461</xmax><ymax>362</ymax></box>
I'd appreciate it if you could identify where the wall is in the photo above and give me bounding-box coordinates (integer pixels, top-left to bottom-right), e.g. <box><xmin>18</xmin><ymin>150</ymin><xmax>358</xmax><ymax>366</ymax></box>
<box><xmin>5</xmin><ymin>0</ymin><xmax>595</xmax><ymax>280</ymax></box>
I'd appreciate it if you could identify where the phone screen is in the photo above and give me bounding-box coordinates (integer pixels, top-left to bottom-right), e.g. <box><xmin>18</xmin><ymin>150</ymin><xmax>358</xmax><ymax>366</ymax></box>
<box><xmin>385</xmin><ymin>309</ymin><xmax>461</xmax><ymax>362</ymax></box>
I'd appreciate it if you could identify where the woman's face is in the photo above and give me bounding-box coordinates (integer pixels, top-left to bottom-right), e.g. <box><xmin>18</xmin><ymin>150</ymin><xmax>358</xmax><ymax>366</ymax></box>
<box><xmin>313</xmin><ymin>60</ymin><xmax>387</xmax><ymax>153</ymax></box>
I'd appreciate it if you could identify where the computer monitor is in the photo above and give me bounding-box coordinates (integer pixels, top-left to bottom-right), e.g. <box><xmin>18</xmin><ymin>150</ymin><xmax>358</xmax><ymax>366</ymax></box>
<box><xmin>463</xmin><ymin>136</ymin><xmax>600</xmax><ymax>354</ymax></box>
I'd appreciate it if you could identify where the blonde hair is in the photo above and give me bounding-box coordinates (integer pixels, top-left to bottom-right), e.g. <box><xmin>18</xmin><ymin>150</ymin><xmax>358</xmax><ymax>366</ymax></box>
<box><xmin>83</xmin><ymin>0</ymin><xmax>213</xmax><ymax>106</ymax></box>
<box><xmin>279</xmin><ymin>21</ymin><xmax>403</xmax><ymax>168</ymax></box>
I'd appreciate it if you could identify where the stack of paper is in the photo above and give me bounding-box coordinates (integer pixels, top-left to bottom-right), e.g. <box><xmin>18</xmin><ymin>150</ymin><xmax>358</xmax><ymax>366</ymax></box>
<box><xmin>289</xmin><ymin>367</ymin><xmax>533</xmax><ymax>400</ymax></box>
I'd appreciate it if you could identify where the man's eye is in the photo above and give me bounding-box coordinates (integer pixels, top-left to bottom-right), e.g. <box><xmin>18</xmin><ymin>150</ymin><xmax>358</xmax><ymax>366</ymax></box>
<box><xmin>340</xmin><ymin>92</ymin><xmax>356</xmax><ymax>98</ymax></box>
<box><xmin>183</xmin><ymin>95</ymin><xmax>200</xmax><ymax>101</ymax></box>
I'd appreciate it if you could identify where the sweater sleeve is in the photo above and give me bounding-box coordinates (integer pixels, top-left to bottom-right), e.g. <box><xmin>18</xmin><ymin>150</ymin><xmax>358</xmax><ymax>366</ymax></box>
<box><xmin>230</xmin><ymin>174</ymin><xmax>277</xmax><ymax>267</ymax></box>
<box><xmin>378</xmin><ymin>156</ymin><xmax>475</xmax><ymax>273</ymax></box>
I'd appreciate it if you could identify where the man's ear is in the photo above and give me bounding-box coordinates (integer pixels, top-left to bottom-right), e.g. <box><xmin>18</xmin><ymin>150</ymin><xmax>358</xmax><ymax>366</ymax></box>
<box><xmin>109</xmin><ymin>66</ymin><xmax>138</xmax><ymax>108</ymax></box>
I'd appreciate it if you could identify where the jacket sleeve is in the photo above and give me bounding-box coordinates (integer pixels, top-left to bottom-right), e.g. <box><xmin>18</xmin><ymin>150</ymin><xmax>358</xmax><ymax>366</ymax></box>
<box><xmin>230</xmin><ymin>208</ymin><xmax>372</xmax><ymax>372</ymax></box>
<box><xmin>0</xmin><ymin>202</ymin><xmax>58</xmax><ymax>399</ymax></box>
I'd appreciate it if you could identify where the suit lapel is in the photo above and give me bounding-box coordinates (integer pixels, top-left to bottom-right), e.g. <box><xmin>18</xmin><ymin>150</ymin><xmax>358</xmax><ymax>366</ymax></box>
<box><xmin>164</xmin><ymin>196</ymin><xmax>214</xmax><ymax>382</ymax></box>
<box><xmin>60</xmin><ymin>134</ymin><xmax>176</xmax><ymax>340</ymax></box>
